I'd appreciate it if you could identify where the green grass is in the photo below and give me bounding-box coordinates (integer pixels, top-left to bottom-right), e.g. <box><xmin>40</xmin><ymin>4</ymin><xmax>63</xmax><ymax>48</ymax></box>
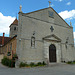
<box><xmin>67</xmin><ymin>61</ymin><xmax>75</xmax><ymax>64</ymax></box>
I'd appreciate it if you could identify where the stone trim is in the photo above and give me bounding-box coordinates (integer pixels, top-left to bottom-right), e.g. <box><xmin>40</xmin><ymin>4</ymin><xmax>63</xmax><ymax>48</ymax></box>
<box><xmin>19</xmin><ymin>38</ymin><xmax>43</xmax><ymax>42</ymax></box>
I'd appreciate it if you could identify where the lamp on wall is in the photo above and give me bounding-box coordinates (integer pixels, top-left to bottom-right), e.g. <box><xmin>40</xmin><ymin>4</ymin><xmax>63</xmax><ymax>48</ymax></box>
<box><xmin>33</xmin><ymin>31</ymin><xmax>35</xmax><ymax>35</ymax></box>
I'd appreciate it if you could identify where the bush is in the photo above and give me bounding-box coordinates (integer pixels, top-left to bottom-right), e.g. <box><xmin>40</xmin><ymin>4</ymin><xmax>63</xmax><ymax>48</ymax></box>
<box><xmin>43</xmin><ymin>61</ymin><xmax>46</xmax><ymax>65</ymax></box>
<box><xmin>67</xmin><ymin>61</ymin><xmax>72</xmax><ymax>64</ymax></box>
<box><xmin>37</xmin><ymin>62</ymin><xmax>42</xmax><ymax>65</ymax></box>
<box><xmin>66</xmin><ymin>61</ymin><xmax>75</xmax><ymax>64</ymax></box>
<box><xmin>1</xmin><ymin>56</ymin><xmax>15</xmax><ymax>67</ymax></box>
<box><xmin>36</xmin><ymin>62</ymin><xmax>46</xmax><ymax>66</ymax></box>
<box><xmin>19</xmin><ymin>61</ymin><xmax>46</xmax><ymax>68</ymax></box>
<box><xmin>19</xmin><ymin>62</ymin><xmax>28</xmax><ymax>68</ymax></box>
<box><xmin>30</xmin><ymin>62</ymin><xmax>35</xmax><ymax>67</ymax></box>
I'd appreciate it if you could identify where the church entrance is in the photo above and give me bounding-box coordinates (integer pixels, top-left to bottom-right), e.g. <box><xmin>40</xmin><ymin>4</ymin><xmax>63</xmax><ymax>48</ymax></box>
<box><xmin>49</xmin><ymin>44</ymin><xmax>56</xmax><ymax>62</ymax></box>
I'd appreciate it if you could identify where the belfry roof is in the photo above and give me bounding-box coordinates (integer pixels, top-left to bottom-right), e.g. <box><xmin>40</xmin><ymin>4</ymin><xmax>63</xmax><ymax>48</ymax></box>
<box><xmin>10</xmin><ymin>18</ymin><xmax>18</xmax><ymax>27</ymax></box>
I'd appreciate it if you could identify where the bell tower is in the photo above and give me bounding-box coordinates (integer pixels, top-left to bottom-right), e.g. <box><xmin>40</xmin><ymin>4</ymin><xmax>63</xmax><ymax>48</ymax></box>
<box><xmin>9</xmin><ymin>18</ymin><xmax>18</xmax><ymax>37</ymax></box>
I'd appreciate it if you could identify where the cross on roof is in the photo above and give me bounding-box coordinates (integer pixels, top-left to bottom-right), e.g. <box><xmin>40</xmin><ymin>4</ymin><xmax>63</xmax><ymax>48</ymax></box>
<box><xmin>48</xmin><ymin>1</ymin><xmax>51</xmax><ymax>7</ymax></box>
<box><xmin>50</xmin><ymin>26</ymin><xmax>54</xmax><ymax>32</ymax></box>
<box><xmin>19</xmin><ymin>5</ymin><xmax>22</xmax><ymax>12</ymax></box>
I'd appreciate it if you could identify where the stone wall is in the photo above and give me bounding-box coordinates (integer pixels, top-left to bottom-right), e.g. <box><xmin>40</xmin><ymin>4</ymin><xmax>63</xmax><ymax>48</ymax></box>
<box><xmin>0</xmin><ymin>54</ymin><xmax>3</xmax><ymax>62</ymax></box>
<box><xmin>16</xmin><ymin>7</ymin><xmax>75</xmax><ymax>66</ymax></box>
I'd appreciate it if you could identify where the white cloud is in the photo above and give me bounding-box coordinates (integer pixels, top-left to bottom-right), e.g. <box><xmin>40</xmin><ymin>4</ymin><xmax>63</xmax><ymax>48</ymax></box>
<box><xmin>51</xmin><ymin>4</ymin><xmax>54</xmax><ymax>7</ymax></box>
<box><xmin>55</xmin><ymin>0</ymin><xmax>63</xmax><ymax>2</ymax></box>
<box><xmin>59</xmin><ymin>10</ymin><xmax>75</xmax><ymax>20</ymax></box>
<box><xmin>59</xmin><ymin>11</ymin><xmax>75</xmax><ymax>44</ymax></box>
<box><xmin>59</xmin><ymin>0</ymin><xmax>63</xmax><ymax>2</ymax></box>
<box><xmin>66</xmin><ymin>2</ymin><xmax>71</xmax><ymax>5</ymax></box>
<box><xmin>0</xmin><ymin>12</ymin><xmax>15</xmax><ymax>35</ymax></box>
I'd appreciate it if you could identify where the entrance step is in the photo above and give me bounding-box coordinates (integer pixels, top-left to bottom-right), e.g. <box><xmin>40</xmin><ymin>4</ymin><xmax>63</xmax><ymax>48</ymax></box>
<box><xmin>48</xmin><ymin>63</ymin><xmax>66</xmax><ymax>67</ymax></box>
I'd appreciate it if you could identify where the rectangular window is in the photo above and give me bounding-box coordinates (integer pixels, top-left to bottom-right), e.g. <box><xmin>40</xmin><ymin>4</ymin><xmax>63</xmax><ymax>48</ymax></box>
<box><xmin>31</xmin><ymin>36</ymin><xmax>35</xmax><ymax>48</ymax></box>
<box><xmin>14</xmin><ymin>27</ymin><xmax>16</xmax><ymax>30</ymax></box>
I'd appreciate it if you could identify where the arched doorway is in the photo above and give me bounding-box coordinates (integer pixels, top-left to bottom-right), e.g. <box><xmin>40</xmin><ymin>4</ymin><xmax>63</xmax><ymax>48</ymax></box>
<box><xmin>49</xmin><ymin>44</ymin><xmax>56</xmax><ymax>62</ymax></box>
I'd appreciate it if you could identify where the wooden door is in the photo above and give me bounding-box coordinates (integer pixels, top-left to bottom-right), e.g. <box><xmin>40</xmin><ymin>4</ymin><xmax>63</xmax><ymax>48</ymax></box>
<box><xmin>49</xmin><ymin>44</ymin><xmax>56</xmax><ymax>62</ymax></box>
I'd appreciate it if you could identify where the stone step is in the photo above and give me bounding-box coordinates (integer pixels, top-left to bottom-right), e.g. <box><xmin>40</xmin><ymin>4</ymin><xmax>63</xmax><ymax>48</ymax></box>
<box><xmin>48</xmin><ymin>63</ymin><xmax>66</xmax><ymax>67</ymax></box>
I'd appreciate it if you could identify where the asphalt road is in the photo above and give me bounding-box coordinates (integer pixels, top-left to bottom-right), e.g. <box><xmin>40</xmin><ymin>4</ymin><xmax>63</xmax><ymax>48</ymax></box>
<box><xmin>0</xmin><ymin>63</ymin><xmax>75</xmax><ymax>75</ymax></box>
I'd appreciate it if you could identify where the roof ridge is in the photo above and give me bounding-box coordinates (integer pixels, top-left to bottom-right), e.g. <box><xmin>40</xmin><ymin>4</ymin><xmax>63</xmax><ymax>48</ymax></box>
<box><xmin>22</xmin><ymin>7</ymin><xmax>50</xmax><ymax>15</ymax></box>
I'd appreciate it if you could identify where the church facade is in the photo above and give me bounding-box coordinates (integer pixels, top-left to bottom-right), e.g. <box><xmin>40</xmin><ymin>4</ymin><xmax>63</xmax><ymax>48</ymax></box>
<box><xmin>16</xmin><ymin>6</ymin><xmax>75</xmax><ymax>66</ymax></box>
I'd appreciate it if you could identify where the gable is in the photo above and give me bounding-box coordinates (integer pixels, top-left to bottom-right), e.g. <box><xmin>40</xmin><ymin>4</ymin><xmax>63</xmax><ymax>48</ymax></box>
<box><xmin>43</xmin><ymin>34</ymin><xmax>61</xmax><ymax>42</ymax></box>
<box><xmin>22</xmin><ymin>7</ymin><xmax>71</xmax><ymax>28</ymax></box>
<box><xmin>22</xmin><ymin>7</ymin><xmax>55</xmax><ymax>24</ymax></box>
<box><xmin>9</xmin><ymin>18</ymin><xmax>18</xmax><ymax>27</ymax></box>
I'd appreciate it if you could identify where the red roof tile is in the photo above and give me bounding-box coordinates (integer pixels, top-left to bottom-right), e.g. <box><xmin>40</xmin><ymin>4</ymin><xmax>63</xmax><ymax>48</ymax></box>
<box><xmin>0</xmin><ymin>36</ymin><xmax>11</xmax><ymax>46</ymax></box>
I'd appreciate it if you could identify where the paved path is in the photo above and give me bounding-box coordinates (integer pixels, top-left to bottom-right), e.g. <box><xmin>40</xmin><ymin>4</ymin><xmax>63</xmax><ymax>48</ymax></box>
<box><xmin>0</xmin><ymin>63</ymin><xmax>75</xmax><ymax>75</ymax></box>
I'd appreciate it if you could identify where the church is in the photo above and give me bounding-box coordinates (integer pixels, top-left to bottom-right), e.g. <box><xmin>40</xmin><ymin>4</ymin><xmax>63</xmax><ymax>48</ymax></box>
<box><xmin>0</xmin><ymin>2</ymin><xmax>75</xmax><ymax>67</ymax></box>
<box><xmin>15</xmin><ymin>4</ymin><xmax>75</xmax><ymax>67</ymax></box>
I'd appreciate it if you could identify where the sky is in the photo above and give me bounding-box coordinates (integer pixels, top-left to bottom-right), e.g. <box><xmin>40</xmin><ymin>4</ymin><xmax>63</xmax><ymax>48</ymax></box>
<box><xmin>0</xmin><ymin>0</ymin><xmax>75</xmax><ymax>43</ymax></box>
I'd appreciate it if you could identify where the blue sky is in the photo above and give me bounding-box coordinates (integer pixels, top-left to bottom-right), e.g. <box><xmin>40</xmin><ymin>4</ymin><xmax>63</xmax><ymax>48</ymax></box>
<box><xmin>0</xmin><ymin>0</ymin><xmax>75</xmax><ymax>42</ymax></box>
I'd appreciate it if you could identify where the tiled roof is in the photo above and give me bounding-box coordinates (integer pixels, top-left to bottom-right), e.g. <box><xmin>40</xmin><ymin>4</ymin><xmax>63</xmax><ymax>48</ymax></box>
<box><xmin>3</xmin><ymin>35</ymin><xmax>17</xmax><ymax>46</ymax></box>
<box><xmin>10</xmin><ymin>18</ymin><xmax>18</xmax><ymax>27</ymax></box>
<box><xmin>0</xmin><ymin>36</ymin><xmax>11</xmax><ymax>46</ymax></box>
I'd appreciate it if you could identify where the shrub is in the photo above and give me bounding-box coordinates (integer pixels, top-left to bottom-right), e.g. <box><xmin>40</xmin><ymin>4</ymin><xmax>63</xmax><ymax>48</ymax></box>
<box><xmin>30</xmin><ymin>62</ymin><xmax>35</xmax><ymax>67</ymax></box>
<box><xmin>19</xmin><ymin>62</ymin><xmax>28</xmax><ymax>68</ymax></box>
<box><xmin>43</xmin><ymin>61</ymin><xmax>46</xmax><ymax>65</ymax></box>
<box><xmin>37</xmin><ymin>62</ymin><xmax>42</xmax><ymax>65</ymax></box>
<box><xmin>36</xmin><ymin>62</ymin><xmax>43</xmax><ymax>66</ymax></box>
<box><xmin>73</xmin><ymin>60</ymin><xmax>75</xmax><ymax>62</ymax></box>
<box><xmin>1</xmin><ymin>56</ymin><xmax>15</xmax><ymax>67</ymax></box>
<box><xmin>19</xmin><ymin>61</ymin><xmax>46</xmax><ymax>68</ymax></box>
<box><xmin>36</xmin><ymin>61</ymin><xmax>46</xmax><ymax>66</ymax></box>
<box><xmin>67</xmin><ymin>61</ymin><xmax>72</xmax><ymax>64</ymax></box>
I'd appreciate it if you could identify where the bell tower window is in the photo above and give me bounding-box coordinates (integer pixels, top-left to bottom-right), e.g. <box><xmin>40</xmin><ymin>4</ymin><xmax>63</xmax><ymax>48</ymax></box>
<box><xmin>14</xmin><ymin>27</ymin><xmax>16</xmax><ymax>30</ymax></box>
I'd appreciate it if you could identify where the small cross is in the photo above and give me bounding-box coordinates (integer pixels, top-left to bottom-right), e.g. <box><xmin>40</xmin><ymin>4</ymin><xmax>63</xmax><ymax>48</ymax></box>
<box><xmin>48</xmin><ymin>1</ymin><xmax>51</xmax><ymax>7</ymax></box>
<box><xmin>50</xmin><ymin>26</ymin><xmax>54</xmax><ymax>32</ymax></box>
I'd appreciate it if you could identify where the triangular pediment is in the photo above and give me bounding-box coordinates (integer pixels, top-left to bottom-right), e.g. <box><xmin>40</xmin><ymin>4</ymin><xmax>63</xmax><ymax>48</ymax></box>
<box><xmin>43</xmin><ymin>34</ymin><xmax>61</xmax><ymax>42</ymax></box>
